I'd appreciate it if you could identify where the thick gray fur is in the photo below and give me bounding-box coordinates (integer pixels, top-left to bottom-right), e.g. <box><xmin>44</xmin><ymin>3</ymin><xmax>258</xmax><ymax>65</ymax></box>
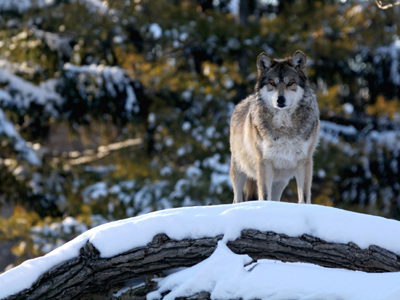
<box><xmin>230</xmin><ymin>51</ymin><xmax>320</xmax><ymax>203</ymax></box>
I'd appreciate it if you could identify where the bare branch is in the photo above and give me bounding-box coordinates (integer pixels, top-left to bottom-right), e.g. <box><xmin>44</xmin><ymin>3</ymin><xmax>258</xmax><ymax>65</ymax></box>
<box><xmin>60</xmin><ymin>138</ymin><xmax>142</xmax><ymax>166</ymax></box>
<box><xmin>375</xmin><ymin>0</ymin><xmax>400</xmax><ymax>9</ymax></box>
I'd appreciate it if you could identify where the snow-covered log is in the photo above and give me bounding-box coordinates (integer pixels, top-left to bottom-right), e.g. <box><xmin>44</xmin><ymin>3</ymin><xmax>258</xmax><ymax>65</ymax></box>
<box><xmin>1</xmin><ymin>202</ymin><xmax>400</xmax><ymax>299</ymax></box>
<box><xmin>4</xmin><ymin>230</ymin><xmax>400</xmax><ymax>299</ymax></box>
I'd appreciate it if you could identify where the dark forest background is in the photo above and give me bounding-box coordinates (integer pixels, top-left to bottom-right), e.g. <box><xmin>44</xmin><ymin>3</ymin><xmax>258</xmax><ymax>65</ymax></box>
<box><xmin>1</xmin><ymin>0</ymin><xmax>400</xmax><ymax>271</ymax></box>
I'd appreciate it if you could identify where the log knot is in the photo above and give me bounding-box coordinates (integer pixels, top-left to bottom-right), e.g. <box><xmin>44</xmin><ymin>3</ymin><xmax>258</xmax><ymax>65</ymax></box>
<box><xmin>80</xmin><ymin>241</ymin><xmax>100</xmax><ymax>260</ymax></box>
<box><xmin>149</xmin><ymin>233</ymin><xmax>171</xmax><ymax>247</ymax></box>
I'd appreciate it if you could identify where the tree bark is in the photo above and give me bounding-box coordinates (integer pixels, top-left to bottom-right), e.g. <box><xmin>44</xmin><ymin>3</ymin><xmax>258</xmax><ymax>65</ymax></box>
<box><xmin>5</xmin><ymin>229</ymin><xmax>400</xmax><ymax>300</ymax></box>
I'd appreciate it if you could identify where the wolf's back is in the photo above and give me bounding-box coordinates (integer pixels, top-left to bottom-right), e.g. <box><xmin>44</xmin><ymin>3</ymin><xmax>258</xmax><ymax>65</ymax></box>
<box><xmin>230</xmin><ymin>95</ymin><xmax>253</xmax><ymax>129</ymax></box>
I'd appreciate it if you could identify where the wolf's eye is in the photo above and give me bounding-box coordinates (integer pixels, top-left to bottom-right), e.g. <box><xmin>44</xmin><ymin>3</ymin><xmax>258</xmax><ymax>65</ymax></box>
<box><xmin>268</xmin><ymin>80</ymin><xmax>276</xmax><ymax>87</ymax></box>
<box><xmin>287</xmin><ymin>81</ymin><xmax>295</xmax><ymax>87</ymax></box>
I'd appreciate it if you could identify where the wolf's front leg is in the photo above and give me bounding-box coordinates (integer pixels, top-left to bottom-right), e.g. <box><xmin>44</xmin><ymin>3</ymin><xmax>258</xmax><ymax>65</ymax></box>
<box><xmin>295</xmin><ymin>159</ymin><xmax>313</xmax><ymax>204</ymax></box>
<box><xmin>230</xmin><ymin>161</ymin><xmax>247</xmax><ymax>203</ymax></box>
<box><xmin>257</xmin><ymin>161</ymin><xmax>273</xmax><ymax>200</ymax></box>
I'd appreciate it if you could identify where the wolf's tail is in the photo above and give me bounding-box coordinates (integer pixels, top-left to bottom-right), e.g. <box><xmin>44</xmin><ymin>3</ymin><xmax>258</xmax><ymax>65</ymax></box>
<box><xmin>243</xmin><ymin>178</ymin><xmax>258</xmax><ymax>201</ymax></box>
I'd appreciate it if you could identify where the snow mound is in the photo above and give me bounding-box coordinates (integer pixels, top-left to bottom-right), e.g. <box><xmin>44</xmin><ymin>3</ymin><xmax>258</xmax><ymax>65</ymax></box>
<box><xmin>1</xmin><ymin>201</ymin><xmax>400</xmax><ymax>299</ymax></box>
<box><xmin>148</xmin><ymin>242</ymin><xmax>253</xmax><ymax>300</ymax></box>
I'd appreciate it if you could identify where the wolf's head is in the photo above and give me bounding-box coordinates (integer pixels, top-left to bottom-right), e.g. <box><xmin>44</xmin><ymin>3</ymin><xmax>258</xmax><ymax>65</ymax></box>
<box><xmin>256</xmin><ymin>51</ymin><xmax>308</xmax><ymax>110</ymax></box>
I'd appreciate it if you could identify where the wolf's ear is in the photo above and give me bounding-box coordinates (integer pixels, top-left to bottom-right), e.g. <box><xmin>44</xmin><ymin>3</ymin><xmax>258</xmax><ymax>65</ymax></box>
<box><xmin>257</xmin><ymin>53</ymin><xmax>272</xmax><ymax>77</ymax></box>
<box><xmin>291</xmin><ymin>50</ymin><xmax>307</xmax><ymax>71</ymax></box>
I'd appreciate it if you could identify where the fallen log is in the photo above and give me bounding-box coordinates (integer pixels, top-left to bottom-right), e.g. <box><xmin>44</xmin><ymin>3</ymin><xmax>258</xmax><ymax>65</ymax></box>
<box><xmin>5</xmin><ymin>229</ymin><xmax>400</xmax><ymax>300</ymax></box>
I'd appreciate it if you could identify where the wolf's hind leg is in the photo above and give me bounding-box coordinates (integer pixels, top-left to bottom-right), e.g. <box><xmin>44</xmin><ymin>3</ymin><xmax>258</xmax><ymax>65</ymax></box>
<box><xmin>230</xmin><ymin>162</ymin><xmax>247</xmax><ymax>203</ymax></box>
<box><xmin>295</xmin><ymin>160</ymin><xmax>313</xmax><ymax>204</ymax></box>
<box><xmin>243</xmin><ymin>178</ymin><xmax>258</xmax><ymax>201</ymax></box>
<box><xmin>271</xmin><ymin>180</ymin><xmax>289</xmax><ymax>202</ymax></box>
<box><xmin>296</xmin><ymin>122</ymin><xmax>319</xmax><ymax>204</ymax></box>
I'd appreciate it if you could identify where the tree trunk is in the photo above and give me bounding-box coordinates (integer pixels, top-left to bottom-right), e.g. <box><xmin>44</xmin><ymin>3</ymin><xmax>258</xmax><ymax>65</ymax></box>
<box><xmin>239</xmin><ymin>0</ymin><xmax>256</xmax><ymax>25</ymax></box>
<box><xmin>5</xmin><ymin>229</ymin><xmax>400</xmax><ymax>300</ymax></box>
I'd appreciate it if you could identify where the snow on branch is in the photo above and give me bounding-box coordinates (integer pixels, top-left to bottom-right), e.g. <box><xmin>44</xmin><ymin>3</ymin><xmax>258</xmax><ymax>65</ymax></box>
<box><xmin>32</xmin><ymin>27</ymin><xmax>72</xmax><ymax>59</ymax></box>
<box><xmin>0</xmin><ymin>0</ymin><xmax>31</xmax><ymax>13</ymax></box>
<box><xmin>376</xmin><ymin>40</ymin><xmax>400</xmax><ymax>86</ymax></box>
<box><xmin>0</xmin><ymin>59</ymin><xmax>42</xmax><ymax>78</ymax></box>
<box><xmin>0</xmin><ymin>61</ymin><xmax>141</xmax><ymax>123</ymax></box>
<box><xmin>319</xmin><ymin>120</ymin><xmax>357</xmax><ymax>144</ymax></box>
<box><xmin>0</xmin><ymin>107</ymin><xmax>40</xmax><ymax>165</ymax></box>
<box><xmin>320</xmin><ymin>119</ymin><xmax>400</xmax><ymax>155</ymax></box>
<box><xmin>1</xmin><ymin>202</ymin><xmax>400</xmax><ymax>299</ymax></box>
<box><xmin>0</xmin><ymin>0</ymin><xmax>110</xmax><ymax>15</ymax></box>
<box><xmin>0</xmin><ymin>67</ymin><xmax>62</xmax><ymax>118</ymax></box>
<box><xmin>61</xmin><ymin>63</ymin><xmax>140</xmax><ymax>120</ymax></box>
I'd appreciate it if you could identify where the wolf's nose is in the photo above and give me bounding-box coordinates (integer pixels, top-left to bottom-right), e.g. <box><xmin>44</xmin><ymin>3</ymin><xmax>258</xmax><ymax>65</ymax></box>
<box><xmin>277</xmin><ymin>96</ymin><xmax>286</xmax><ymax>107</ymax></box>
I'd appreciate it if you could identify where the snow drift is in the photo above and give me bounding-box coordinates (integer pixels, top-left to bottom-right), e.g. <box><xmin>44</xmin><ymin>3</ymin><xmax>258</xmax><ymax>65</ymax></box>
<box><xmin>1</xmin><ymin>201</ymin><xmax>400</xmax><ymax>299</ymax></box>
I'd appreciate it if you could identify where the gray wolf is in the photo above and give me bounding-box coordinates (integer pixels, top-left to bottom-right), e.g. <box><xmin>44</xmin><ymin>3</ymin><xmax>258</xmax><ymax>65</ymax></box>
<box><xmin>229</xmin><ymin>50</ymin><xmax>320</xmax><ymax>204</ymax></box>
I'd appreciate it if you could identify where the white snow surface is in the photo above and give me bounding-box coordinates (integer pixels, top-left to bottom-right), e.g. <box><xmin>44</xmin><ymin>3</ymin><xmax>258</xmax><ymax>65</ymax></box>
<box><xmin>1</xmin><ymin>201</ymin><xmax>400</xmax><ymax>299</ymax></box>
<box><xmin>149</xmin><ymin>241</ymin><xmax>400</xmax><ymax>300</ymax></box>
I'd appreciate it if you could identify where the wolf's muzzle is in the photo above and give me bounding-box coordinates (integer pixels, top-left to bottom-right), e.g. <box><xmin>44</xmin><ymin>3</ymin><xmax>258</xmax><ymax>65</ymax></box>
<box><xmin>277</xmin><ymin>96</ymin><xmax>286</xmax><ymax>108</ymax></box>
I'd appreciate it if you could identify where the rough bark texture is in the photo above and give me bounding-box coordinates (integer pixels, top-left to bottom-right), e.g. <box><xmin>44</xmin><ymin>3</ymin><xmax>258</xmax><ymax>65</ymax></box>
<box><xmin>228</xmin><ymin>229</ymin><xmax>400</xmax><ymax>272</ymax></box>
<box><xmin>5</xmin><ymin>229</ymin><xmax>400</xmax><ymax>300</ymax></box>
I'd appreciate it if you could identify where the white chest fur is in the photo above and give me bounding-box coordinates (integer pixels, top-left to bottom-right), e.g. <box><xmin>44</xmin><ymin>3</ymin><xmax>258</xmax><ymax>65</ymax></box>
<box><xmin>262</xmin><ymin>135</ymin><xmax>311</xmax><ymax>170</ymax></box>
<box><xmin>272</xmin><ymin>109</ymin><xmax>293</xmax><ymax>128</ymax></box>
